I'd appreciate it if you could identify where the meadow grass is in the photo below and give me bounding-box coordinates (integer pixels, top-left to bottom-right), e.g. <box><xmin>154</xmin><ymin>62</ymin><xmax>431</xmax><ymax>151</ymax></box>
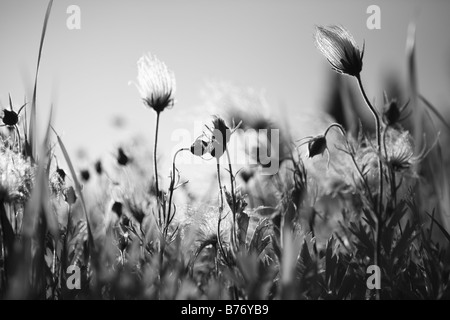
<box><xmin>0</xmin><ymin>2</ymin><xmax>449</xmax><ymax>300</ymax></box>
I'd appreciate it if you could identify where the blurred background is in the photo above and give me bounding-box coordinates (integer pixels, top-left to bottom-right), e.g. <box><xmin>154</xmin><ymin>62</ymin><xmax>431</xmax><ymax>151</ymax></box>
<box><xmin>1</xmin><ymin>0</ymin><xmax>450</xmax><ymax>190</ymax></box>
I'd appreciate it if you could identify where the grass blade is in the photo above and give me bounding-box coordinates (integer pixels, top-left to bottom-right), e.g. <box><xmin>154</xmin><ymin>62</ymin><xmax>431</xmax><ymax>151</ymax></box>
<box><xmin>30</xmin><ymin>0</ymin><xmax>53</xmax><ymax>160</ymax></box>
<box><xmin>51</xmin><ymin>127</ymin><xmax>95</xmax><ymax>250</ymax></box>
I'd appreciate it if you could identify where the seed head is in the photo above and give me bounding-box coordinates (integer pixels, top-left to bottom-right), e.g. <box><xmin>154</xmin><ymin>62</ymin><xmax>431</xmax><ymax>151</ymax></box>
<box><xmin>132</xmin><ymin>53</ymin><xmax>176</xmax><ymax>113</ymax></box>
<box><xmin>315</xmin><ymin>25</ymin><xmax>364</xmax><ymax>77</ymax></box>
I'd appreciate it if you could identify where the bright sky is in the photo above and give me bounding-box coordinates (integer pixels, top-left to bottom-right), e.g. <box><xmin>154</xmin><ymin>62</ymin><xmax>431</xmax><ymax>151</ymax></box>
<box><xmin>1</xmin><ymin>0</ymin><xmax>450</xmax><ymax>186</ymax></box>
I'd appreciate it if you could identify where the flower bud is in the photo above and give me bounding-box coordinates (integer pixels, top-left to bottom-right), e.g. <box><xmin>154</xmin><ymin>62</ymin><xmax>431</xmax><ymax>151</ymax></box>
<box><xmin>308</xmin><ymin>136</ymin><xmax>327</xmax><ymax>158</ymax></box>
<box><xmin>2</xmin><ymin>109</ymin><xmax>18</xmax><ymax>126</ymax></box>
<box><xmin>190</xmin><ymin>139</ymin><xmax>209</xmax><ymax>157</ymax></box>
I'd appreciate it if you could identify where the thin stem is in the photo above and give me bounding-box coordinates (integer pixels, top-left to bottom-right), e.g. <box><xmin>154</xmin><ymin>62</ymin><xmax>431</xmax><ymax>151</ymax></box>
<box><xmin>165</xmin><ymin>148</ymin><xmax>189</xmax><ymax>237</ymax></box>
<box><xmin>216</xmin><ymin>160</ymin><xmax>229</xmax><ymax>265</ymax></box>
<box><xmin>226</xmin><ymin>149</ymin><xmax>238</xmax><ymax>253</ymax></box>
<box><xmin>356</xmin><ymin>74</ymin><xmax>383</xmax><ymax>300</ymax></box>
<box><xmin>153</xmin><ymin>111</ymin><xmax>161</xmax><ymax>200</ymax></box>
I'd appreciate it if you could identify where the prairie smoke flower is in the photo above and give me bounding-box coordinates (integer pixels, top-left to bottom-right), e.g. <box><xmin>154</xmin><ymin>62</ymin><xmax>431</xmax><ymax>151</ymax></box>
<box><xmin>298</xmin><ymin>123</ymin><xmax>346</xmax><ymax>166</ymax></box>
<box><xmin>210</xmin><ymin>116</ymin><xmax>231</xmax><ymax>159</ymax></box>
<box><xmin>132</xmin><ymin>53</ymin><xmax>176</xmax><ymax>113</ymax></box>
<box><xmin>1</xmin><ymin>95</ymin><xmax>27</xmax><ymax>127</ymax></box>
<box><xmin>385</xmin><ymin>129</ymin><xmax>416</xmax><ymax>172</ymax></box>
<box><xmin>315</xmin><ymin>25</ymin><xmax>364</xmax><ymax>77</ymax></box>
<box><xmin>190</xmin><ymin>138</ymin><xmax>209</xmax><ymax>157</ymax></box>
<box><xmin>117</xmin><ymin>147</ymin><xmax>129</xmax><ymax>166</ymax></box>
<box><xmin>307</xmin><ymin>136</ymin><xmax>327</xmax><ymax>158</ymax></box>
<box><xmin>2</xmin><ymin>109</ymin><xmax>19</xmax><ymax>126</ymax></box>
<box><xmin>382</xmin><ymin>94</ymin><xmax>410</xmax><ymax>126</ymax></box>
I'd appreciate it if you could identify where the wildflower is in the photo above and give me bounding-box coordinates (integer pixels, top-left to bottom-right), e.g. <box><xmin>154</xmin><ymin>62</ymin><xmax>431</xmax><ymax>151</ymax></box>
<box><xmin>190</xmin><ymin>138</ymin><xmax>209</xmax><ymax>157</ymax></box>
<box><xmin>94</xmin><ymin>160</ymin><xmax>103</xmax><ymax>175</ymax></box>
<box><xmin>117</xmin><ymin>147</ymin><xmax>129</xmax><ymax>166</ymax></box>
<box><xmin>2</xmin><ymin>109</ymin><xmax>18</xmax><ymax>127</ymax></box>
<box><xmin>382</xmin><ymin>94</ymin><xmax>409</xmax><ymax>126</ymax></box>
<box><xmin>111</xmin><ymin>201</ymin><xmax>123</xmax><ymax>218</ymax></box>
<box><xmin>50</xmin><ymin>168</ymin><xmax>66</xmax><ymax>198</ymax></box>
<box><xmin>239</xmin><ymin>167</ymin><xmax>255</xmax><ymax>183</ymax></box>
<box><xmin>298</xmin><ymin>123</ymin><xmax>346</xmax><ymax>167</ymax></box>
<box><xmin>314</xmin><ymin>25</ymin><xmax>364</xmax><ymax>77</ymax></box>
<box><xmin>56</xmin><ymin>168</ymin><xmax>66</xmax><ymax>181</ymax></box>
<box><xmin>1</xmin><ymin>95</ymin><xmax>26</xmax><ymax>127</ymax></box>
<box><xmin>80</xmin><ymin>169</ymin><xmax>90</xmax><ymax>182</ymax></box>
<box><xmin>131</xmin><ymin>53</ymin><xmax>176</xmax><ymax>113</ymax></box>
<box><xmin>207</xmin><ymin>116</ymin><xmax>232</xmax><ymax>159</ymax></box>
<box><xmin>307</xmin><ymin>136</ymin><xmax>327</xmax><ymax>158</ymax></box>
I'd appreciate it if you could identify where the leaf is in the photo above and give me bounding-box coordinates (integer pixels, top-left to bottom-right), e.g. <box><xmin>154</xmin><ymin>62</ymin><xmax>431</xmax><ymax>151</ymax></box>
<box><xmin>349</xmin><ymin>222</ymin><xmax>374</xmax><ymax>253</ymax></box>
<box><xmin>362</xmin><ymin>208</ymin><xmax>376</xmax><ymax>230</ymax></box>
<box><xmin>236</xmin><ymin>211</ymin><xmax>250</xmax><ymax>247</ymax></box>
<box><xmin>337</xmin><ymin>267</ymin><xmax>356</xmax><ymax>300</ymax></box>
<box><xmin>297</xmin><ymin>240</ymin><xmax>312</xmax><ymax>279</ymax></box>
<box><xmin>426</xmin><ymin>212</ymin><xmax>450</xmax><ymax>244</ymax></box>
<box><xmin>391</xmin><ymin>221</ymin><xmax>418</xmax><ymax>260</ymax></box>
<box><xmin>30</xmin><ymin>0</ymin><xmax>53</xmax><ymax>160</ymax></box>
<box><xmin>249</xmin><ymin>219</ymin><xmax>271</xmax><ymax>257</ymax></box>
<box><xmin>325</xmin><ymin>236</ymin><xmax>337</xmax><ymax>289</ymax></box>
<box><xmin>386</xmin><ymin>200</ymin><xmax>408</xmax><ymax>229</ymax></box>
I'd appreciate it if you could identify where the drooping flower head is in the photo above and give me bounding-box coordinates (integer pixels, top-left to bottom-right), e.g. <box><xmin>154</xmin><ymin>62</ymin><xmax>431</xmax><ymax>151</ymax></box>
<box><xmin>209</xmin><ymin>116</ymin><xmax>231</xmax><ymax>159</ymax></box>
<box><xmin>132</xmin><ymin>53</ymin><xmax>176</xmax><ymax>113</ymax></box>
<box><xmin>314</xmin><ymin>25</ymin><xmax>364</xmax><ymax>77</ymax></box>
<box><xmin>382</xmin><ymin>93</ymin><xmax>409</xmax><ymax>126</ymax></box>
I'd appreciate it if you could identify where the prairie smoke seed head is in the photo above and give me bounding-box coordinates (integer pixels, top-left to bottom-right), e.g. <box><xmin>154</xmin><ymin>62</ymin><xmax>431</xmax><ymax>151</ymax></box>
<box><xmin>315</xmin><ymin>25</ymin><xmax>364</xmax><ymax>77</ymax></box>
<box><xmin>132</xmin><ymin>53</ymin><xmax>176</xmax><ymax>113</ymax></box>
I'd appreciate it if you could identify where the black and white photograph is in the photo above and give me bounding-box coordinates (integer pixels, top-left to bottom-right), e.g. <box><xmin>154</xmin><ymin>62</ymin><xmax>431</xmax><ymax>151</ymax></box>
<box><xmin>1</xmin><ymin>0</ymin><xmax>450</xmax><ymax>304</ymax></box>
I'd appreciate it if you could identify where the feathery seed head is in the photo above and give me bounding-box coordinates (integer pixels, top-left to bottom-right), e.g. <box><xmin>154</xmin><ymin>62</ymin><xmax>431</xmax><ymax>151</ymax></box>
<box><xmin>132</xmin><ymin>53</ymin><xmax>176</xmax><ymax>113</ymax></box>
<box><xmin>315</xmin><ymin>25</ymin><xmax>364</xmax><ymax>77</ymax></box>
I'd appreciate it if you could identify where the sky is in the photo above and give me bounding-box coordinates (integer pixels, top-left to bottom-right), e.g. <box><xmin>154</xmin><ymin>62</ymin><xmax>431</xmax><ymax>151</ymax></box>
<box><xmin>1</xmin><ymin>0</ymin><xmax>450</xmax><ymax>183</ymax></box>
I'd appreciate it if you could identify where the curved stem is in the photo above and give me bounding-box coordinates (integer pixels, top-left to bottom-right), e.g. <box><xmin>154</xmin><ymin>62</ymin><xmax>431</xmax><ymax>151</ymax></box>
<box><xmin>324</xmin><ymin>123</ymin><xmax>346</xmax><ymax>138</ymax></box>
<box><xmin>226</xmin><ymin>149</ymin><xmax>238</xmax><ymax>252</ymax></box>
<box><xmin>153</xmin><ymin>111</ymin><xmax>161</xmax><ymax>200</ymax></box>
<box><xmin>165</xmin><ymin>148</ymin><xmax>189</xmax><ymax>236</ymax></box>
<box><xmin>356</xmin><ymin>74</ymin><xmax>383</xmax><ymax>300</ymax></box>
